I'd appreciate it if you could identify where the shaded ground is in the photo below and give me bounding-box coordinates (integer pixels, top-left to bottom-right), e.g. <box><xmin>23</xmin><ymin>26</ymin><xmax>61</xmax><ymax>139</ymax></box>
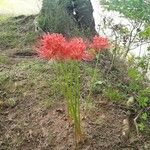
<box><xmin>0</xmin><ymin>15</ymin><xmax>150</xmax><ymax>150</ymax></box>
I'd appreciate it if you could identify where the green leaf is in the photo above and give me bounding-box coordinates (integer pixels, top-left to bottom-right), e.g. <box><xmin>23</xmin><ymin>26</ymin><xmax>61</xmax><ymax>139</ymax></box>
<box><xmin>137</xmin><ymin>96</ymin><xmax>149</xmax><ymax>108</ymax></box>
<box><xmin>141</xmin><ymin>113</ymin><xmax>148</xmax><ymax>121</ymax></box>
<box><xmin>128</xmin><ymin>68</ymin><xmax>142</xmax><ymax>81</ymax></box>
<box><xmin>94</xmin><ymin>80</ymin><xmax>103</xmax><ymax>85</ymax></box>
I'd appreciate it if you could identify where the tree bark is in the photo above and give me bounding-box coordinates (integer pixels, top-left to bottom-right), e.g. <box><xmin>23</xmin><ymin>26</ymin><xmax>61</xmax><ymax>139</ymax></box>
<box><xmin>40</xmin><ymin>0</ymin><xmax>97</xmax><ymax>36</ymax></box>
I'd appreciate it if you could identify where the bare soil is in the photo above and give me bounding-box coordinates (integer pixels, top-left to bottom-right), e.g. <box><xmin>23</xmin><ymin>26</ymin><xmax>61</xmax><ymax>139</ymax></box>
<box><xmin>0</xmin><ymin>53</ymin><xmax>149</xmax><ymax>150</ymax></box>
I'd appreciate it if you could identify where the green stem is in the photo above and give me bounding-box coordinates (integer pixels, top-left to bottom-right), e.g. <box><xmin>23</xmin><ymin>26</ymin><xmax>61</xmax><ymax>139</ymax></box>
<box><xmin>61</xmin><ymin>62</ymin><xmax>73</xmax><ymax>119</ymax></box>
<box><xmin>59</xmin><ymin>60</ymin><xmax>82</xmax><ymax>143</ymax></box>
<box><xmin>74</xmin><ymin>62</ymin><xmax>82</xmax><ymax>142</ymax></box>
<box><xmin>87</xmin><ymin>53</ymin><xmax>100</xmax><ymax>105</ymax></box>
<box><xmin>69</xmin><ymin>61</ymin><xmax>76</xmax><ymax>119</ymax></box>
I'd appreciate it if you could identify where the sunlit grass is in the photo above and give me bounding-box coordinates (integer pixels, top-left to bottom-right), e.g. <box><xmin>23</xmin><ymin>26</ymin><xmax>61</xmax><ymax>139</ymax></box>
<box><xmin>0</xmin><ymin>0</ymin><xmax>41</xmax><ymax>16</ymax></box>
<box><xmin>0</xmin><ymin>0</ymin><xmax>11</xmax><ymax>10</ymax></box>
<box><xmin>0</xmin><ymin>0</ymin><xmax>6</xmax><ymax>6</ymax></box>
<box><xmin>0</xmin><ymin>15</ymin><xmax>10</xmax><ymax>22</ymax></box>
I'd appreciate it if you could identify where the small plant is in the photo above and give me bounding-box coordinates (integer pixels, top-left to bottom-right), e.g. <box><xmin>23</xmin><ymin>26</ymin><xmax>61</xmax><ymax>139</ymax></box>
<box><xmin>0</xmin><ymin>72</ymin><xmax>9</xmax><ymax>86</ymax></box>
<box><xmin>126</xmin><ymin>67</ymin><xmax>150</xmax><ymax>134</ymax></box>
<box><xmin>37</xmin><ymin>33</ymin><xmax>108</xmax><ymax>144</ymax></box>
<box><xmin>104</xmin><ymin>86</ymin><xmax>123</xmax><ymax>102</ymax></box>
<box><xmin>0</xmin><ymin>54</ymin><xmax>10</xmax><ymax>64</ymax></box>
<box><xmin>86</xmin><ymin>36</ymin><xmax>109</xmax><ymax>103</ymax></box>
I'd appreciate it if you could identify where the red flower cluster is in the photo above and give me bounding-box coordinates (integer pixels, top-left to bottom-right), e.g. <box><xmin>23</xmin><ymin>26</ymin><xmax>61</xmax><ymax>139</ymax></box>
<box><xmin>63</xmin><ymin>38</ymin><xmax>87</xmax><ymax>60</ymax></box>
<box><xmin>37</xmin><ymin>33</ymin><xmax>108</xmax><ymax>61</ymax></box>
<box><xmin>38</xmin><ymin>33</ymin><xmax>66</xmax><ymax>60</ymax></box>
<box><xmin>91</xmin><ymin>35</ymin><xmax>109</xmax><ymax>51</ymax></box>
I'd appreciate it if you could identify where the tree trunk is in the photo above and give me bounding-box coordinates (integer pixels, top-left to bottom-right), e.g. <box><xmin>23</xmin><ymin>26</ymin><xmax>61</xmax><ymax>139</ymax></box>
<box><xmin>39</xmin><ymin>0</ymin><xmax>96</xmax><ymax>37</ymax></box>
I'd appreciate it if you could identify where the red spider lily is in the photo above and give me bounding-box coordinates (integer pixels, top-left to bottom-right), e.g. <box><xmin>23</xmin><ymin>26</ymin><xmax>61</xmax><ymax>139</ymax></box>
<box><xmin>64</xmin><ymin>38</ymin><xmax>87</xmax><ymax>61</ymax></box>
<box><xmin>82</xmin><ymin>50</ymin><xmax>95</xmax><ymax>61</ymax></box>
<box><xmin>91</xmin><ymin>35</ymin><xmax>109</xmax><ymax>51</ymax></box>
<box><xmin>37</xmin><ymin>33</ymin><xmax>109</xmax><ymax>61</ymax></box>
<box><xmin>37</xmin><ymin>33</ymin><xmax>88</xmax><ymax>61</ymax></box>
<box><xmin>37</xmin><ymin>33</ymin><xmax>66</xmax><ymax>60</ymax></box>
<box><xmin>36</xmin><ymin>33</ymin><xmax>109</xmax><ymax>144</ymax></box>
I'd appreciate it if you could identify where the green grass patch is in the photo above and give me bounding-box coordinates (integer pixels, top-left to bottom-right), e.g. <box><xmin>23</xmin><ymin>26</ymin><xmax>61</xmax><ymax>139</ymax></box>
<box><xmin>104</xmin><ymin>87</ymin><xmax>124</xmax><ymax>102</ymax></box>
<box><xmin>0</xmin><ymin>54</ymin><xmax>11</xmax><ymax>64</ymax></box>
<box><xmin>0</xmin><ymin>72</ymin><xmax>9</xmax><ymax>86</ymax></box>
<box><xmin>17</xmin><ymin>60</ymin><xmax>52</xmax><ymax>73</ymax></box>
<box><xmin>0</xmin><ymin>15</ymin><xmax>37</xmax><ymax>50</ymax></box>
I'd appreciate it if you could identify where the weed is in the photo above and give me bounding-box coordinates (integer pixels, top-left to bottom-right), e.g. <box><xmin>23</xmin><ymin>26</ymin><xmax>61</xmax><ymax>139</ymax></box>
<box><xmin>40</xmin><ymin>99</ymin><xmax>54</xmax><ymax>109</ymax></box>
<box><xmin>0</xmin><ymin>15</ymin><xmax>37</xmax><ymax>50</ymax></box>
<box><xmin>95</xmin><ymin>115</ymin><xmax>105</xmax><ymax>126</ymax></box>
<box><xmin>83</xmin><ymin>64</ymin><xmax>102</xmax><ymax>94</ymax></box>
<box><xmin>0</xmin><ymin>31</ymin><xmax>18</xmax><ymax>49</ymax></box>
<box><xmin>0</xmin><ymin>54</ymin><xmax>10</xmax><ymax>64</ymax></box>
<box><xmin>0</xmin><ymin>72</ymin><xmax>9</xmax><ymax>86</ymax></box>
<box><xmin>5</xmin><ymin>98</ymin><xmax>16</xmax><ymax>108</ymax></box>
<box><xmin>104</xmin><ymin>87</ymin><xmax>123</xmax><ymax>102</ymax></box>
<box><xmin>128</xmin><ymin>68</ymin><xmax>143</xmax><ymax>81</ymax></box>
<box><xmin>17</xmin><ymin>60</ymin><xmax>46</xmax><ymax>72</ymax></box>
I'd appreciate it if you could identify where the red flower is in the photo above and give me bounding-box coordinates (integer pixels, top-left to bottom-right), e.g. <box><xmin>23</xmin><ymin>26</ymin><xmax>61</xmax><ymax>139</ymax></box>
<box><xmin>37</xmin><ymin>34</ymin><xmax>87</xmax><ymax>61</ymax></box>
<box><xmin>91</xmin><ymin>35</ymin><xmax>109</xmax><ymax>51</ymax></box>
<box><xmin>37</xmin><ymin>33</ymin><xmax>66</xmax><ymax>59</ymax></box>
<box><xmin>37</xmin><ymin>33</ymin><xmax>108</xmax><ymax>61</ymax></box>
<box><xmin>82</xmin><ymin>51</ymin><xmax>94</xmax><ymax>61</ymax></box>
<box><xmin>64</xmin><ymin>38</ymin><xmax>87</xmax><ymax>61</ymax></box>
